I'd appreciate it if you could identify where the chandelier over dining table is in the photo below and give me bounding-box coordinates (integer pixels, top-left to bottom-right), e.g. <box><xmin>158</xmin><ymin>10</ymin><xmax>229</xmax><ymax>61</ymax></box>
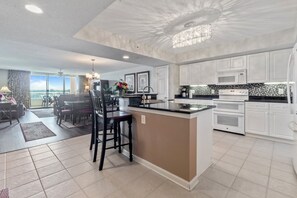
<box><xmin>86</xmin><ymin>59</ymin><xmax>100</xmax><ymax>80</ymax></box>
<box><xmin>172</xmin><ymin>24</ymin><xmax>212</xmax><ymax>48</ymax></box>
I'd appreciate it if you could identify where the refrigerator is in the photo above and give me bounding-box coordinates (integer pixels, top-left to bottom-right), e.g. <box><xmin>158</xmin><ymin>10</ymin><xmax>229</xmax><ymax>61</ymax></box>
<box><xmin>286</xmin><ymin>43</ymin><xmax>297</xmax><ymax>174</ymax></box>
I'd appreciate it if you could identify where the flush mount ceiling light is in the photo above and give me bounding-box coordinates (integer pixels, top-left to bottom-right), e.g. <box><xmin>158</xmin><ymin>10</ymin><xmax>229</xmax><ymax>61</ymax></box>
<box><xmin>123</xmin><ymin>55</ymin><xmax>130</xmax><ymax>60</ymax></box>
<box><xmin>86</xmin><ymin>59</ymin><xmax>100</xmax><ymax>80</ymax></box>
<box><xmin>167</xmin><ymin>4</ymin><xmax>222</xmax><ymax>49</ymax></box>
<box><xmin>172</xmin><ymin>24</ymin><xmax>212</xmax><ymax>48</ymax></box>
<box><xmin>25</xmin><ymin>4</ymin><xmax>43</xmax><ymax>14</ymax></box>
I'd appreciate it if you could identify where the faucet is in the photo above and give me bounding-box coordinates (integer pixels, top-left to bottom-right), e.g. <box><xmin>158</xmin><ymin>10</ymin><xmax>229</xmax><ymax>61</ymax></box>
<box><xmin>142</xmin><ymin>86</ymin><xmax>154</xmax><ymax>101</ymax></box>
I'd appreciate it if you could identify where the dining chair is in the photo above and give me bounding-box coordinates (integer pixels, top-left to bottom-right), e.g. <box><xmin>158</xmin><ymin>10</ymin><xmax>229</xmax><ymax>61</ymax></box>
<box><xmin>77</xmin><ymin>101</ymin><xmax>92</xmax><ymax>124</ymax></box>
<box><xmin>55</xmin><ymin>96</ymin><xmax>73</xmax><ymax>125</ymax></box>
<box><xmin>97</xmin><ymin>91</ymin><xmax>133</xmax><ymax>171</ymax></box>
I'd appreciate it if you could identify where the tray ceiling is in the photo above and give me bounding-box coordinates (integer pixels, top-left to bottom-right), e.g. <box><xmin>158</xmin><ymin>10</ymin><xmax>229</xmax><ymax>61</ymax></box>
<box><xmin>0</xmin><ymin>0</ymin><xmax>169</xmax><ymax>74</ymax></box>
<box><xmin>84</xmin><ymin>0</ymin><xmax>297</xmax><ymax>54</ymax></box>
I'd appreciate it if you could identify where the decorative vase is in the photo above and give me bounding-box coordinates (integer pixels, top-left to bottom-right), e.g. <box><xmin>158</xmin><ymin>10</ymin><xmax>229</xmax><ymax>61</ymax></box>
<box><xmin>119</xmin><ymin>89</ymin><xmax>124</xmax><ymax>97</ymax></box>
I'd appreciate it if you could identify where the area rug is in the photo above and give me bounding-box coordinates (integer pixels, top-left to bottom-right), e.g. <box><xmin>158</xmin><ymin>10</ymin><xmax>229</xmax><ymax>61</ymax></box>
<box><xmin>0</xmin><ymin>188</ymin><xmax>9</xmax><ymax>198</ymax></box>
<box><xmin>20</xmin><ymin>122</ymin><xmax>56</xmax><ymax>142</ymax></box>
<box><xmin>31</xmin><ymin>109</ymin><xmax>55</xmax><ymax>118</ymax></box>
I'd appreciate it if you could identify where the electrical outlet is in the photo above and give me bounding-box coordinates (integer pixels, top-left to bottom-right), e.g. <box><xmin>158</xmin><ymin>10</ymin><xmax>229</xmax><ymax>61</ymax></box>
<box><xmin>278</xmin><ymin>88</ymin><xmax>284</xmax><ymax>95</ymax></box>
<box><xmin>211</xmin><ymin>89</ymin><xmax>215</xmax><ymax>94</ymax></box>
<box><xmin>141</xmin><ymin>115</ymin><xmax>146</xmax><ymax>124</ymax></box>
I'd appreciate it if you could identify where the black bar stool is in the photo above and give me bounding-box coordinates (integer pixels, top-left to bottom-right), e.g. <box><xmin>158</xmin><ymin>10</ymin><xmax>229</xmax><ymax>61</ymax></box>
<box><xmin>98</xmin><ymin>91</ymin><xmax>133</xmax><ymax>171</ymax></box>
<box><xmin>89</xmin><ymin>90</ymin><xmax>116</xmax><ymax>162</ymax></box>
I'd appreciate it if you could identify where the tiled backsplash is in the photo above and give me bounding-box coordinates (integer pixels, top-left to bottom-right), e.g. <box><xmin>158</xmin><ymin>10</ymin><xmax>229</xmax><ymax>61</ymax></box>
<box><xmin>184</xmin><ymin>83</ymin><xmax>289</xmax><ymax>97</ymax></box>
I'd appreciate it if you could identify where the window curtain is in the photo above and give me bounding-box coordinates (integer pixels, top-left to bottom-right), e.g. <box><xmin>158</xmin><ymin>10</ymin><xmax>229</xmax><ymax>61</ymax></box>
<box><xmin>8</xmin><ymin>70</ymin><xmax>30</xmax><ymax>108</ymax></box>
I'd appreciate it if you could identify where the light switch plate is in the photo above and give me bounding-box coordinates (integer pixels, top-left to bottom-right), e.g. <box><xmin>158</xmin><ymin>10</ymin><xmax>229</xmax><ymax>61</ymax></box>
<box><xmin>141</xmin><ymin>115</ymin><xmax>146</xmax><ymax>124</ymax></box>
<box><xmin>278</xmin><ymin>88</ymin><xmax>284</xmax><ymax>95</ymax></box>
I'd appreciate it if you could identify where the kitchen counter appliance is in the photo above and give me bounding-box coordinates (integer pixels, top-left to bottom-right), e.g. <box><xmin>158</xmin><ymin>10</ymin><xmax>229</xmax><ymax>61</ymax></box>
<box><xmin>213</xmin><ymin>89</ymin><xmax>249</xmax><ymax>135</ymax></box>
<box><xmin>217</xmin><ymin>69</ymin><xmax>247</xmax><ymax>85</ymax></box>
<box><xmin>181</xmin><ymin>87</ymin><xmax>188</xmax><ymax>98</ymax></box>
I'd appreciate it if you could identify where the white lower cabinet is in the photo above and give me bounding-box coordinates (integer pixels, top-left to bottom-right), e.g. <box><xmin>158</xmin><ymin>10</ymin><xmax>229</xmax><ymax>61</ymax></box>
<box><xmin>245</xmin><ymin>110</ymin><xmax>269</xmax><ymax>136</ymax></box>
<box><xmin>269</xmin><ymin>104</ymin><xmax>294</xmax><ymax>140</ymax></box>
<box><xmin>245</xmin><ymin>102</ymin><xmax>294</xmax><ymax>140</ymax></box>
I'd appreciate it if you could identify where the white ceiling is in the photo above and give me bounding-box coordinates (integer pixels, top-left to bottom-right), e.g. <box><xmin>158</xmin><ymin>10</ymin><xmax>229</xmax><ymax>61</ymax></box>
<box><xmin>86</xmin><ymin>0</ymin><xmax>297</xmax><ymax>54</ymax></box>
<box><xmin>0</xmin><ymin>0</ymin><xmax>297</xmax><ymax>74</ymax></box>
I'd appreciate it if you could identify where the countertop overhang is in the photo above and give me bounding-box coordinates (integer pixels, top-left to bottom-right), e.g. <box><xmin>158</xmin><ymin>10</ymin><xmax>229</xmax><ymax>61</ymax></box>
<box><xmin>128</xmin><ymin>102</ymin><xmax>215</xmax><ymax>118</ymax></box>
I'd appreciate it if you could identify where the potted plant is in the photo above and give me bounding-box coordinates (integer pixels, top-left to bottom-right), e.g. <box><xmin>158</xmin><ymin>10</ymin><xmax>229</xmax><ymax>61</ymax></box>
<box><xmin>114</xmin><ymin>79</ymin><xmax>128</xmax><ymax>96</ymax></box>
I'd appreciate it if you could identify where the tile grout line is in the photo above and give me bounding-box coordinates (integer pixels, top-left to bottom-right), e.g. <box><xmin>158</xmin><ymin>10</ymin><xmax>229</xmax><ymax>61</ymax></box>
<box><xmin>47</xmin><ymin>141</ymin><xmax>89</xmax><ymax>198</ymax></box>
<box><xmin>143</xmin><ymin>179</ymin><xmax>169</xmax><ymax>198</ymax></box>
<box><xmin>1</xmin><ymin>136</ymin><xmax>92</xmax><ymax>197</ymax></box>
<box><xmin>29</xmin><ymin>145</ymin><xmax>49</xmax><ymax>198</ymax></box>
<box><xmin>264</xmin><ymin>141</ymin><xmax>274</xmax><ymax>198</ymax></box>
<box><xmin>267</xmin><ymin>142</ymin><xmax>296</xmax><ymax>198</ymax></box>
<box><xmin>198</xmin><ymin>133</ymin><xmax>248</xmax><ymax>197</ymax></box>
<box><xmin>224</xmin><ymin>136</ymin><xmax>256</xmax><ymax>198</ymax></box>
<box><xmin>3</xmin><ymin>153</ymin><xmax>6</xmax><ymax>189</ymax></box>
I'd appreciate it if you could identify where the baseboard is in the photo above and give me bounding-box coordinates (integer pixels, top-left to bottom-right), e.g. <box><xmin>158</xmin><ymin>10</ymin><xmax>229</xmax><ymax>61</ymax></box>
<box><xmin>122</xmin><ymin>149</ymin><xmax>199</xmax><ymax>191</ymax></box>
<box><xmin>246</xmin><ymin>133</ymin><xmax>295</xmax><ymax>144</ymax></box>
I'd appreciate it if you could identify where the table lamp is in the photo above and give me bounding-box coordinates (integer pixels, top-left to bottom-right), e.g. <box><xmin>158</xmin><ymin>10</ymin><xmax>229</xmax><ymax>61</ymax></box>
<box><xmin>0</xmin><ymin>86</ymin><xmax>11</xmax><ymax>101</ymax></box>
<box><xmin>0</xmin><ymin>86</ymin><xmax>11</xmax><ymax>94</ymax></box>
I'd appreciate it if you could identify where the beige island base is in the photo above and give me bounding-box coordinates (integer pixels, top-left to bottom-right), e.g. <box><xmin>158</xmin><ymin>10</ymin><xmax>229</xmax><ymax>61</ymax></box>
<box><xmin>124</xmin><ymin>107</ymin><xmax>213</xmax><ymax>190</ymax></box>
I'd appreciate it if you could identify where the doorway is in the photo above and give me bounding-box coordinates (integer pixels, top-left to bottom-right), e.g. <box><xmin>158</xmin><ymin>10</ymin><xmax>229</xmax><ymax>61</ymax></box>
<box><xmin>156</xmin><ymin>66</ymin><xmax>169</xmax><ymax>100</ymax></box>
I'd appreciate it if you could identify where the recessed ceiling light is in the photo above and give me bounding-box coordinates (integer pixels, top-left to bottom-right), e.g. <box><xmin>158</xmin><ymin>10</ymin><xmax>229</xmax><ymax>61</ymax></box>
<box><xmin>123</xmin><ymin>55</ymin><xmax>130</xmax><ymax>60</ymax></box>
<box><xmin>25</xmin><ymin>4</ymin><xmax>43</xmax><ymax>14</ymax></box>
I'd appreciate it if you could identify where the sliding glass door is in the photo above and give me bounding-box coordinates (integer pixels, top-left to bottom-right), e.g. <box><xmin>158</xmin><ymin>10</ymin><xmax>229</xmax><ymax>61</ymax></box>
<box><xmin>30</xmin><ymin>74</ymin><xmax>73</xmax><ymax>108</ymax></box>
<box><xmin>30</xmin><ymin>75</ymin><xmax>48</xmax><ymax>108</ymax></box>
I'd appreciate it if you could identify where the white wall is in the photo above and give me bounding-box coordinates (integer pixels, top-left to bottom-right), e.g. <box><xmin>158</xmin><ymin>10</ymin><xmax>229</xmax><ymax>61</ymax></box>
<box><xmin>100</xmin><ymin>66</ymin><xmax>157</xmax><ymax>92</ymax></box>
<box><xmin>168</xmin><ymin>64</ymin><xmax>180</xmax><ymax>99</ymax></box>
<box><xmin>0</xmin><ymin>69</ymin><xmax>8</xmax><ymax>88</ymax></box>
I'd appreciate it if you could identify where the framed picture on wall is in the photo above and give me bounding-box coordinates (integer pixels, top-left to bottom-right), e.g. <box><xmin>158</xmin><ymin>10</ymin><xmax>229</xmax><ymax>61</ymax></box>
<box><xmin>124</xmin><ymin>73</ymin><xmax>135</xmax><ymax>93</ymax></box>
<box><xmin>137</xmin><ymin>71</ymin><xmax>150</xmax><ymax>93</ymax></box>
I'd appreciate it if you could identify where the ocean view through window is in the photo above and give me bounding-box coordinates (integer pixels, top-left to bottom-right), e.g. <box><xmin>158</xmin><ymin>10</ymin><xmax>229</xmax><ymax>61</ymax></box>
<box><xmin>30</xmin><ymin>74</ymin><xmax>71</xmax><ymax>108</ymax></box>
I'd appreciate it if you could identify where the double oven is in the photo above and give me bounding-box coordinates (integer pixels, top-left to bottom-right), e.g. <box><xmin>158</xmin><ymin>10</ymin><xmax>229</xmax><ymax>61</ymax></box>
<box><xmin>213</xmin><ymin>89</ymin><xmax>248</xmax><ymax>135</ymax></box>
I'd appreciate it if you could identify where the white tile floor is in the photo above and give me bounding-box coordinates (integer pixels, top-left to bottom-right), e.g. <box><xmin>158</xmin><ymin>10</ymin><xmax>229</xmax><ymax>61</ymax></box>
<box><xmin>0</xmin><ymin>131</ymin><xmax>296</xmax><ymax>198</ymax></box>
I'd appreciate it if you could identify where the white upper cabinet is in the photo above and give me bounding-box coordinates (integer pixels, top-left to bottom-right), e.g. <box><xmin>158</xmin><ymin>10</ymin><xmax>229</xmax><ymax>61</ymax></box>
<box><xmin>216</xmin><ymin>58</ymin><xmax>231</xmax><ymax>71</ymax></box>
<box><xmin>200</xmin><ymin>61</ymin><xmax>216</xmax><ymax>85</ymax></box>
<box><xmin>189</xmin><ymin>63</ymin><xmax>201</xmax><ymax>85</ymax></box>
<box><xmin>216</xmin><ymin>56</ymin><xmax>246</xmax><ymax>71</ymax></box>
<box><xmin>247</xmin><ymin>52</ymin><xmax>269</xmax><ymax>83</ymax></box>
<box><xmin>179</xmin><ymin>65</ymin><xmax>190</xmax><ymax>85</ymax></box>
<box><xmin>180</xmin><ymin>48</ymin><xmax>292</xmax><ymax>86</ymax></box>
<box><xmin>269</xmin><ymin>49</ymin><xmax>291</xmax><ymax>82</ymax></box>
<box><xmin>180</xmin><ymin>61</ymin><xmax>216</xmax><ymax>85</ymax></box>
<box><xmin>231</xmin><ymin>56</ymin><xmax>247</xmax><ymax>70</ymax></box>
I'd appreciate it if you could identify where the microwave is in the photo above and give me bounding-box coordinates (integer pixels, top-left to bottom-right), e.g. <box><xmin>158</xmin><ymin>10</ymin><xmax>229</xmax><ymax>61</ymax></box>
<box><xmin>216</xmin><ymin>69</ymin><xmax>247</xmax><ymax>85</ymax></box>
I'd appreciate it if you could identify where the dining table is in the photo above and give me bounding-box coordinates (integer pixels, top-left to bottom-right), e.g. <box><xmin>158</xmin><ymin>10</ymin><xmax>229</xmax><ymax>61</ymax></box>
<box><xmin>64</xmin><ymin>100</ymin><xmax>91</xmax><ymax>124</ymax></box>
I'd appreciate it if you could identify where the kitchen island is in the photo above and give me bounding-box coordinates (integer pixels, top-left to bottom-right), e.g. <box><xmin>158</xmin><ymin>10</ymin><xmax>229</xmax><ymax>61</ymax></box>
<box><xmin>127</xmin><ymin>102</ymin><xmax>214</xmax><ymax>190</ymax></box>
